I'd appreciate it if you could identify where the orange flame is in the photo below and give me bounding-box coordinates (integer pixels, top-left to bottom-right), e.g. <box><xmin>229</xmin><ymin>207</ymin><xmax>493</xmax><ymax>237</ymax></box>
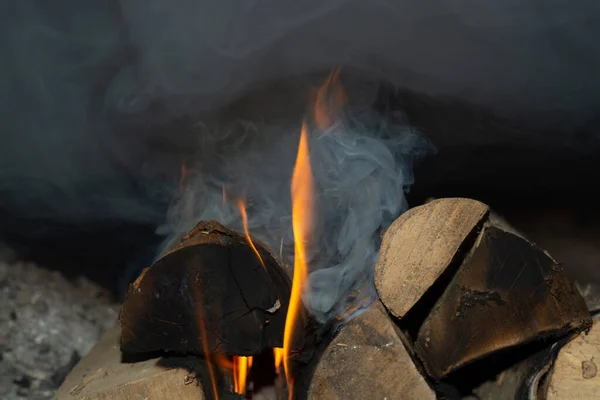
<box><xmin>191</xmin><ymin>280</ymin><xmax>220</xmax><ymax>400</ymax></box>
<box><xmin>314</xmin><ymin>68</ymin><xmax>345</xmax><ymax>130</ymax></box>
<box><xmin>180</xmin><ymin>162</ymin><xmax>196</xmax><ymax>189</ymax></box>
<box><xmin>232</xmin><ymin>356</ymin><xmax>252</xmax><ymax>396</ymax></box>
<box><xmin>283</xmin><ymin>121</ymin><xmax>315</xmax><ymax>398</ymax></box>
<box><xmin>273</xmin><ymin>347</ymin><xmax>284</xmax><ymax>372</ymax></box>
<box><xmin>222</xmin><ymin>185</ymin><xmax>227</xmax><ymax>208</ymax></box>
<box><xmin>236</xmin><ymin>198</ymin><xmax>266</xmax><ymax>270</ymax></box>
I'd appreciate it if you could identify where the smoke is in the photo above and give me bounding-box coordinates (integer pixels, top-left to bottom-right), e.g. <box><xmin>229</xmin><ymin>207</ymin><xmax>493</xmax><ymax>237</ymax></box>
<box><xmin>0</xmin><ymin>1</ymin><xmax>166</xmax><ymax>227</ymax></box>
<box><xmin>157</xmin><ymin>77</ymin><xmax>433</xmax><ymax>322</ymax></box>
<box><xmin>3</xmin><ymin>0</ymin><xmax>599</xmax><ymax>228</ymax></box>
<box><xmin>1</xmin><ymin>1</ymin><xmax>599</xmax><ymax>319</ymax></box>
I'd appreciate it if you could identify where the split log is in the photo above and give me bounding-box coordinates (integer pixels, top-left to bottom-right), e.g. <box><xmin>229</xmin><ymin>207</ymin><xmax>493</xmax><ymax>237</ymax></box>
<box><xmin>374</xmin><ymin>198</ymin><xmax>591</xmax><ymax>383</ymax></box>
<box><xmin>375</xmin><ymin>198</ymin><xmax>489</xmax><ymax>319</ymax></box>
<box><xmin>120</xmin><ymin>220</ymin><xmax>297</xmax><ymax>357</ymax></box>
<box><xmin>55</xmin><ymin>325</ymin><xmax>205</xmax><ymax>400</ymax></box>
<box><xmin>546</xmin><ymin>312</ymin><xmax>600</xmax><ymax>399</ymax></box>
<box><xmin>414</xmin><ymin>220</ymin><xmax>591</xmax><ymax>379</ymax></box>
<box><xmin>306</xmin><ymin>301</ymin><xmax>435</xmax><ymax>400</ymax></box>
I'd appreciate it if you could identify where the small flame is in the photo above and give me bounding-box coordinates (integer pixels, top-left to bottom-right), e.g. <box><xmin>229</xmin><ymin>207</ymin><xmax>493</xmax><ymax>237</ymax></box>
<box><xmin>283</xmin><ymin>121</ymin><xmax>315</xmax><ymax>398</ymax></box>
<box><xmin>222</xmin><ymin>185</ymin><xmax>227</xmax><ymax>208</ymax></box>
<box><xmin>314</xmin><ymin>68</ymin><xmax>345</xmax><ymax>130</ymax></box>
<box><xmin>236</xmin><ymin>197</ymin><xmax>266</xmax><ymax>270</ymax></box>
<box><xmin>191</xmin><ymin>280</ymin><xmax>220</xmax><ymax>400</ymax></box>
<box><xmin>232</xmin><ymin>356</ymin><xmax>252</xmax><ymax>396</ymax></box>
<box><xmin>180</xmin><ymin>162</ymin><xmax>196</xmax><ymax>189</ymax></box>
<box><xmin>273</xmin><ymin>347</ymin><xmax>284</xmax><ymax>372</ymax></box>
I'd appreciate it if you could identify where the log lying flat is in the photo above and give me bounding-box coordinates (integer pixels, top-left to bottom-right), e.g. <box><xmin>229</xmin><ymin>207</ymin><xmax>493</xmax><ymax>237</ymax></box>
<box><xmin>55</xmin><ymin>325</ymin><xmax>205</xmax><ymax>400</ymax></box>
<box><xmin>120</xmin><ymin>220</ymin><xmax>293</xmax><ymax>357</ymax></box>
<box><xmin>307</xmin><ymin>301</ymin><xmax>435</xmax><ymax>400</ymax></box>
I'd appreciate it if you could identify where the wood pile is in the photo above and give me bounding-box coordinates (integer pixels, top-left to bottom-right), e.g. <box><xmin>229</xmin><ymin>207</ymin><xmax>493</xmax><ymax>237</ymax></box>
<box><xmin>56</xmin><ymin>199</ymin><xmax>597</xmax><ymax>400</ymax></box>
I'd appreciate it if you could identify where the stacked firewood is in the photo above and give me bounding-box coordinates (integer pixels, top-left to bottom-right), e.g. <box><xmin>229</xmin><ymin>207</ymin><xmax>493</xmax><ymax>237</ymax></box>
<box><xmin>56</xmin><ymin>199</ymin><xmax>598</xmax><ymax>400</ymax></box>
<box><xmin>307</xmin><ymin>198</ymin><xmax>596</xmax><ymax>400</ymax></box>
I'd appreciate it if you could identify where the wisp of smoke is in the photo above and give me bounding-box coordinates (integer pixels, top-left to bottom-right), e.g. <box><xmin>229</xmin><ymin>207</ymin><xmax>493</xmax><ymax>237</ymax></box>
<box><xmin>158</xmin><ymin>80</ymin><xmax>434</xmax><ymax>322</ymax></box>
<box><xmin>2</xmin><ymin>0</ymin><xmax>598</xmax><ymax>236</ymax></box>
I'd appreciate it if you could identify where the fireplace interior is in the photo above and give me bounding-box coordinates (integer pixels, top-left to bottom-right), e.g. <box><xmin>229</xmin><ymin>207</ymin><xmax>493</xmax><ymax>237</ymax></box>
<box><xmin>1</xmin><ymin>3</ymin><xmax>600</xmax><ymax>400</ymax></box>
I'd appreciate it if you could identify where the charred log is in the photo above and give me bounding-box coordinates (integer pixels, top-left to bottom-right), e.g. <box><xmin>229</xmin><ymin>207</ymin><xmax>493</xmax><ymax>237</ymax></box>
<box><xmin>414</xmin><ymin>221</ymin><xmax>591</xmax><ymax>379</ymax></box>
<box><xmin>119</xmin><ymin>220</ymin><xmax>299</xmax><ymax>357</ymax></box>
<box><xmin>374</xmin><ymin>198</ymin><xmax>591</xmax><ymax>386</ymax></box>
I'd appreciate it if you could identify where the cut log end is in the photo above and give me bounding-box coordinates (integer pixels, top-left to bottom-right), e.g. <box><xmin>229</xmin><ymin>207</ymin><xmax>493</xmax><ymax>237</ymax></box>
<box><xmin>55</xmin><ymin>326</ymin><xmax>206</xmax><ymax>400</ymax></box>
<box><xmin>306</xmin><ymin>301</ymin><xmax>435</xmax><ymax>400</ymax></box>
<box><xmin>374</xmin><ymin>198</ymin><xmax>591</xmax><ymax>384</ymax></box>
<box><xmin>119</xmin><ymin>220</ymin><xmax>296</xmax><ymax>357</ymax></box>
<box><xmin>413</xmin><ymin>220</ymin><xmax>591</xmax><ymax>379</ymax></box>
<box><xmin>546</xmin><ymin>313</ymin><xmax>600</xmax><ymax>399</ymax></box>
<box><xmin>375</xmin><ymin>197</ymin><xmax>489</xmax><ymax>319</ymax></box>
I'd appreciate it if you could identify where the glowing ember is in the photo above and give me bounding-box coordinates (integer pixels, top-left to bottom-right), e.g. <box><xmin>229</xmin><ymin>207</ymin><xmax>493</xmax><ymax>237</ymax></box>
<box><xmin>283</xmin><ymin>121</ymin><xmax>315</xmax><ymax>398</ymax></box>
<box><xmin>233</xmin><ymin>356</ymin><xmax>252</xmax><ymax>396</ymax></box>
<box><xmin>314</xmin><ymin>68</ymin><xmax>345</xmax><ymax>130</ymax></box>
<box><xmin>236</xmin><ymin>198</ymin><xmax>266</xmax><ymax>269</ymax></box>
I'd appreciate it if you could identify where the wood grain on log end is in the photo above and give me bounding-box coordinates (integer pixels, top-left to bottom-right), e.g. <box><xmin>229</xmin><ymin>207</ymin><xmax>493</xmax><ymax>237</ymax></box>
<box><xmin>55</xmin><ymin>325</ymin><xmax>205</xmax><ymax>400</ymax></box>
<box><xmin>375</xmin><ymin>198</ymin><xmax>489</xmax><ymax>319</ymax></box>
<box><xmin>546</xmin><ymin>313</ymin><xmax>600</xmax><ymax>399</ymax></box>
<box><xmin>120</xmin><ymin>220</ymin><xmax>295</xmax><ymax>357</ymax></box>
<box><xmin>415</xmin><ymin>220</ymin><xmax>592</xmax><ymax>379</ymax></box>
<box><xmin>307</xmin><ymin>301</ymin><xmax>435</xmax><ymax>400</ymax></box>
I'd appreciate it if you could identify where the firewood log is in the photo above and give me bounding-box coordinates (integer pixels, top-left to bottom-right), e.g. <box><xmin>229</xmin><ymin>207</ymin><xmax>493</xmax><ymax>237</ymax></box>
<box><xmin>414</xmin><ymin>218</ymin><xmax>591</xmax><ymax>379</ymax></box>
<box><xmin>471</xmin><ymin>313</ymin><xmax>600</xmax><ymax>400</ymax></box>
<box><xmin>55</xmin><ymin>325</ymin><xmax>206</xmax><ymax>400</ymax></box>
<box><xmin>119</xmin><ymin>220</ymin><xmax>297</xmax><ymax>357</ymax></box>
<box><xmin>305</xmin><ymin>301</ymin><xmax>435</xmax><ymax>400</ymax></box>
<box><xmin>374</xmin><ymin>198</ymin><xmax>591</xmax><ymax>382</ymax></box>
<box><xmin>545</xmin><ymin>312</ymin><xmax>600</xmax><ymax>399</ymax></box>
<box><xmin>375</xmin><ymin>197</ymin><xmax>489</xmax><ymax>319</ymax></box>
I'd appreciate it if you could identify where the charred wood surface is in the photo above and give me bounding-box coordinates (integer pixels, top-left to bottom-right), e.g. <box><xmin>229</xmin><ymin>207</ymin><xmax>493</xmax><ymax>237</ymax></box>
<box><xmin>413</xmin><ymin>219</ymin><xmax>591</xmax><ymax>379</ymax></box>
<box><xmin>120</xmin><ymin>221</ymin><xmax>295</xmax><ymax>357</ymax></box>
<box><xmin>374</xmin><ymin>198</ymin><xmax>591</xmax><ymax>388</ymax></box>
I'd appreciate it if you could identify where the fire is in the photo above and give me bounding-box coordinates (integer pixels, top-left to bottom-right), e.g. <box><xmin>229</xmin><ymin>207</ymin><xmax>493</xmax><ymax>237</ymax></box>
<box><xmin>232</xmin><ymin>356</ymin><xmax>252</xmax><ymax>396</ymax></box>
<box><xmin>283</xmin><ymin>121</ymin><xmax>315</xmax><ymax>398</ymax></box>
<box><xmin>273</xmin><ymin>347</ymin><xmax>284</xmax><ymax>372</ymax></box>
<box><xmin>236</xmin><ymin>198</ymin><xmax>266</xmax><ymax>269</ymax></box>
<box><xmin>314</xmin><ymin>68</ymin><xmax>345</xmax><ymax>130</ymax></box>
<box><xmin>191</xmin><ymin>284</ymin><xmax>220</xmax><ymax>400</ymax></box>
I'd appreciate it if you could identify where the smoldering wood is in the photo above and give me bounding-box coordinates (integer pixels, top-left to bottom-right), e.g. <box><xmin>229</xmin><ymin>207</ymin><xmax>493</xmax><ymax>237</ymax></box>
<box><xmin>305</xmin><ymin>301</ymin><xmax>435</xmax><ymax>400</ymax></box>
<box><xmin>414</xmin><ymin>220</ymin><xmax>592</xmax><ymax>380</ymax></box>
<box><xmin>55</xmin><ymin>325</ymin><xmax>206</xmax><ymax>400</ymax></box>
<box><xmin>120</xmin><ymin>220</ymin><xmax>297</xmax><ymax>357</ymax></box>
<box><xmin>374</xmin><ymin>197</ymin><xmax>490</xmax><ymax>319</ymax></box>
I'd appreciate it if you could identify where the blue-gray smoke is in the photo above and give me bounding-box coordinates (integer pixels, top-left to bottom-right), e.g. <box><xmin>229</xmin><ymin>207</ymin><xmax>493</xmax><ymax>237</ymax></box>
<box><xmin>2</xmin><ymin>0</ymin><xmax>600</xmax><ymax>320</ymax></box>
